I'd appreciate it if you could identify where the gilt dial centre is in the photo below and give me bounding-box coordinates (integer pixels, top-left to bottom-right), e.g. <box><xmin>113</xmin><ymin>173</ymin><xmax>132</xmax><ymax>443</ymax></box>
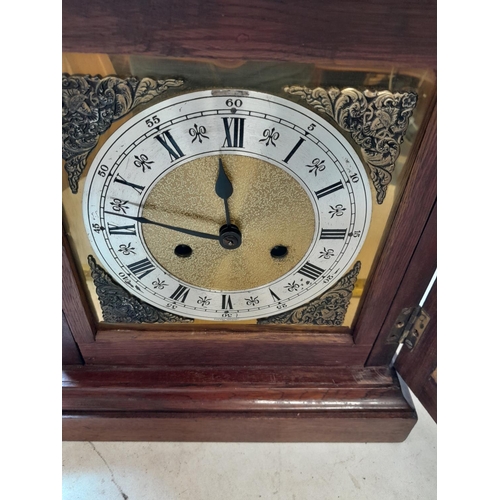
<box><xmin>142</xmin><ymin>155</ymin><xmax>316</xmax><ymax>291</ymax></box>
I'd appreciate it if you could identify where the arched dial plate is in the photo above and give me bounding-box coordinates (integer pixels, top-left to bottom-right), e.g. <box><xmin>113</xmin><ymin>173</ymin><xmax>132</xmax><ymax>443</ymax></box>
<box><xmin>83</xmin><ymin>90</ymin><xmax>372</xmax><ymax>321</ymax></box>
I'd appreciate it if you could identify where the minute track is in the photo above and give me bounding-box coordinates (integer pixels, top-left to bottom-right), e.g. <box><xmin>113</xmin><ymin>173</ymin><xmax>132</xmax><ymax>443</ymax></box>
<box><xmin>83</xmin><ymin>89</ymin><xmax>372</xmax><ymax>321</ymax></box>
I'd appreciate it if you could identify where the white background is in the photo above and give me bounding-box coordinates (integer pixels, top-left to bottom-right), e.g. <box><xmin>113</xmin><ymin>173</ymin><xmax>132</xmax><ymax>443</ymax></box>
<box><xmin>2</xmin><ymin>2</ymin><xmax>498</xmax><ymax>498</ymax></box>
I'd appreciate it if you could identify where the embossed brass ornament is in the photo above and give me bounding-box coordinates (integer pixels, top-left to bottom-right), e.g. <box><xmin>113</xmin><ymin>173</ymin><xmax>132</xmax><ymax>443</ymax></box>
<box><xmin>88</xmin><ymin>255</ymin><xmax>192</xmax><ymax>324</ymax></box>
<box><xmin>258</xmin><ymin>261</ymin><xmax>361</xmax><ymax>325</ymax></box>
<box><xmin>284</xmin><ymin>86</ymin><xmax>417</xmax><ymax>204</ymax></box>
<box><xmin>62</xmin><ymin>75</ymin><xmax>184</xmax><ymax>193</ymax></box>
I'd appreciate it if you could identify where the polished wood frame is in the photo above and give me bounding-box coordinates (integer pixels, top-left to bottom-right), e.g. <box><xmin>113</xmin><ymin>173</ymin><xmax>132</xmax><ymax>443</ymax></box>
<box><xmin>62</xmin><ymin>0</ymin><xmax>437</xmax><ymax>441</ymax></box>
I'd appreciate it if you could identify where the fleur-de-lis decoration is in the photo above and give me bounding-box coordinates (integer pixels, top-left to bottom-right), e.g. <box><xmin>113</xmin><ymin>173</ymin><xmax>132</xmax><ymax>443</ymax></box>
<box><xmin>319</xmin><ymin>247</ymin><xmax>335</xmax><ymax>259</ymax></box>
<box><xmin>245</xmin><ymin>296</ymin><xmax>260</xmax><ymax>306</ymax></box>
<box><xmin>134</xmin><ymin>154</ymin><xmax>154</xmax><ymax>172</ymax></box>
<box><xmin>305</xmin><ymin>158</ymin><xmax>326</xmax><ymax>176</ymax></box>
<box><xmin>260</xmin><ymin>127</ymin><xmax>280</xmax><ymax>146</ymax></box>
<box><xmin>329</xmin><ymin>204</ymin><xmax>346</xmax><ymax>217</ymax></box>
<box><xmin>189</xmin><ymin>124</ymin><xmax>209</xmax><ymax>143</ymax></box>
<box><xmin>152</xmin><ymin>279</ymin><xmax>166</xmax><ymax>290</ymax></box>
<box><xmin>110</xmin><ymin>198</ymin><xmax>129</xmax><ymax>213</ymax></box>
<box><xmin>197</xmin><ymin>296</ymin><xmax>211</xmax><ymax>306</ymax></box>
<box><xmin>118</xmin><ymin>243</ymin><xmax>136</xmax><ymax>255</ymax></box>
<box><xmin>285</xmin><ymin>281</ymin><xmax>300</xmax><ymax>292</ymax></box>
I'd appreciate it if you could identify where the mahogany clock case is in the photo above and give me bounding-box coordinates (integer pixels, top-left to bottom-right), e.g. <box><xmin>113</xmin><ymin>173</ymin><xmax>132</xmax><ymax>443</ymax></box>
<box><xmin>62</xmin><ymin>0</ymin><xmax>437</xmax><ymax>442</ymax></box>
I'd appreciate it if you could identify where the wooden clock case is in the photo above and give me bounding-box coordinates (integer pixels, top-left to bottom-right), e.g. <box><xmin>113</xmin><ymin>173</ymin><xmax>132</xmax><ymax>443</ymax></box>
<box><xmin>62</xmin><ymin>0</ymin><xmax>437</xmax><ymax>442</ymax></box>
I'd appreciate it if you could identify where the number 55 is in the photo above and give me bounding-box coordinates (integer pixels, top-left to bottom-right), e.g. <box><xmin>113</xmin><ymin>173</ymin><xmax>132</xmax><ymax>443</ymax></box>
<box><xmin>145</xmin><ymin>115</ymin><xmax>160</xmax><ymax>127</ymax></box>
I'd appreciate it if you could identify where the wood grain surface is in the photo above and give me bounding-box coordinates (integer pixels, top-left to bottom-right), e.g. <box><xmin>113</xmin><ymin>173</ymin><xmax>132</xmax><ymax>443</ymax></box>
<box><xmin>62</xmin><ymin>0</ymin><xmax>436</xmax><ymax>70</ymax></box>
<box><xmin>63</xmin><ymin>365</ymin><xmax>417</xmax><ymax>441</ymax></box>
<box><xmin>62</xmin><ymin>232</ymin><xmax>96</xmax><ymax>344</ymax></box>
<box><xmin>366</xmin><ymin>201</ymin><xmax>437</xmax><ymax>366</ymax></box>
<box><xmin>352</xmin><ymin>100</ymin><xmax>437</xmax><ymax>350</ymax></box>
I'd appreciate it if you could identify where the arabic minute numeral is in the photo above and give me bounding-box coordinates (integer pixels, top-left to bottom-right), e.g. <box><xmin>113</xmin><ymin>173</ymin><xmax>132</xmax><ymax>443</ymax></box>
<box><xmin>97</xmin><ymin>164</ymin><xmax>109</xmax><ymax>177</ymax></box>
<box><xmin>145</xmin><ymin>115</ymin><xmax>160</xmax><ymax>127</ymax></box>
<box><xmin>225</xmin><ymin>98</ymin><xmax>243</xmax><ymax>108</ymax></box>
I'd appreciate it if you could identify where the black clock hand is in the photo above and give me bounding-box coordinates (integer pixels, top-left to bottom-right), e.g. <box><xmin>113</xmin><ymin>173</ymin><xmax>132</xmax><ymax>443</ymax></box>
<box><xmin>104</xmin><ymin>211</ymin><xmax>220</xmax><ymax>241</ymax></box>
<box><xmin>215</xmin><ymin>157</ymin><xmax>233</xmax><ymax>227</ymax></box>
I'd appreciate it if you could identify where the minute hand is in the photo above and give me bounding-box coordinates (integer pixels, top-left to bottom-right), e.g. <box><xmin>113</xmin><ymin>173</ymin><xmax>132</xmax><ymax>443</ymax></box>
<box><xmin>104</xmin><ymin>211</ymin><xmax>220</xmax><ymax>241</ymax></box>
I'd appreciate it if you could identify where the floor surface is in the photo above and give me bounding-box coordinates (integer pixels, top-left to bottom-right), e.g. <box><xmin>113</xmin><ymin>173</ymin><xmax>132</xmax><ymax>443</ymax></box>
<box><xmin>62</xmin><ymin>392</ymin><xmax>436</xmax><ymax>500</ymax></box>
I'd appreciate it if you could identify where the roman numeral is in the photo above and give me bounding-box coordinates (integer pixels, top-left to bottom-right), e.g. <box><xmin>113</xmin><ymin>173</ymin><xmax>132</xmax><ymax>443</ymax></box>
<box><xmin>127</xmin><ymin>258</ymin><xmax>155</xmax><ymax>279</ymax></box>
<box><xmin>107</xmin><ymin>223</ymin><xmax>136</xmax><ymax>236</ymax></box>
<box><xmin>315</xmin><ymin>181</ymin><xmax>344</xmax><ymax>199</ymax></box>
<box><xmin>113</xmin><ymin>174</ymin><xmax>145</xmax><ymax>194</ymax></box>
<box><xmin>320</xmin><ymin>229</ymin><xmax>347</xmax><ymax>240</ymax></box>
<box><xmin>269</xmin><ymin>289</ymin><xmax>281</xmax><ymax>302</ymax></box>
<box><xmin>155</xmin><ymin>130</ymin><xmax>185</xmax><ymax>161</ymax></box>
<box><xmin>170</xmin><ymin>284</ymin><xmax>190</xmax><ymax>303</ymax></box>
<box><xmin>283</xmin><ymin>138</ymin><xmax>305</xmax><ymax>163</ymax></box>
<box><xmin>297</xmin><ymin>262</ymin><xmax>325</xmax><ymax>280</ymax></box>
<box><xmin>222</xmin><ymin>294</ymin><xmax>233</xmax><ymax>309</ymax></box>
<box><xmin>222</xmin><ymin>118</ymin><xmax>245</xmax><ymax>148</ymax></box>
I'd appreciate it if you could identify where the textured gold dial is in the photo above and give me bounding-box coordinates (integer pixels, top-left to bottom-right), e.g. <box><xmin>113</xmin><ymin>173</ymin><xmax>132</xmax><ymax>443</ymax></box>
<box><xmin>142</xmin><ymin>155</ymin><xmax>316</xmax><ymax>291</ymax></box>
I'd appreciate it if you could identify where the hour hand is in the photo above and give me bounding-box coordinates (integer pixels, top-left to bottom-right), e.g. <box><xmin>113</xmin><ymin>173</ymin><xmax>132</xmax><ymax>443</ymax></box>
<box><xmin>215</xmin><ymin>157</ymin><xmax>233</xmax><ymax>227</ymax></box>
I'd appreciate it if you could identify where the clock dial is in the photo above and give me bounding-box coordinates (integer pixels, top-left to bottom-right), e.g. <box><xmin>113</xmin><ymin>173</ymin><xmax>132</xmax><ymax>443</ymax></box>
<box><xmin>83</xmin><ymin>90</ymin><xmax>372</xmax><ymax>321</ymax></box>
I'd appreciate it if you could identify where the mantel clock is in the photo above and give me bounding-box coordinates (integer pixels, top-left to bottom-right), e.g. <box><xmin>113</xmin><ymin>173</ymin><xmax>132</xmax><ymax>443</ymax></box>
<box><xmin>62</xmin><ymin>1</ymin><xmax>437</xmax><ymax>442</ymax></box>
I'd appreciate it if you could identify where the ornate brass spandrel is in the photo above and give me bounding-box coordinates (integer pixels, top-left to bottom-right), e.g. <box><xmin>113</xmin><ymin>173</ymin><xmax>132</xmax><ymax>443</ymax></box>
<box><xmin>88</xmin><ymin>255</ymin><xmax>192</xmax><ymax>324</ymax></box>
<box><xmin>257</xmin><ymin>261</ymin><xmax>361</xmax><ymax>326</ymax></box>
<box><xmin>62</xmin><ymin>75</ymin><xmax>184</xmax><ymax>194</ymax></box>
<box><xmin>283</xmin><ymin>86</ymin><xmax>417</xmax><ymax>204</ymax></box>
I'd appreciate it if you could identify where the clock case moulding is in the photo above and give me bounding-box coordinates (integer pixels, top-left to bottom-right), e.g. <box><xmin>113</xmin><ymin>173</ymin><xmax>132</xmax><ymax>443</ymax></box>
<box><xmin>62</xmin><ymin>0</ymin><xmax>436</xmax><ymax>442</ymax></box>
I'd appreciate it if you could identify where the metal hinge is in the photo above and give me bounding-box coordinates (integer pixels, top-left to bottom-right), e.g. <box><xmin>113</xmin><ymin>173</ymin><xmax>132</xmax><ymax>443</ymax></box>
<box><xmin>386</xmin><ymin>306</ymin><xmax>430</xmax><ymax>350</ymax></box>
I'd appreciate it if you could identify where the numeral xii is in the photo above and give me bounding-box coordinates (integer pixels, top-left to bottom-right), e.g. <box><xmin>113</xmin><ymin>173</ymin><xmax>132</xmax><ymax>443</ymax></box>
<box><xmin>222</xmin><ymin>118</ymin><xmax>245</xmax><ymax>148</ymax></box>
